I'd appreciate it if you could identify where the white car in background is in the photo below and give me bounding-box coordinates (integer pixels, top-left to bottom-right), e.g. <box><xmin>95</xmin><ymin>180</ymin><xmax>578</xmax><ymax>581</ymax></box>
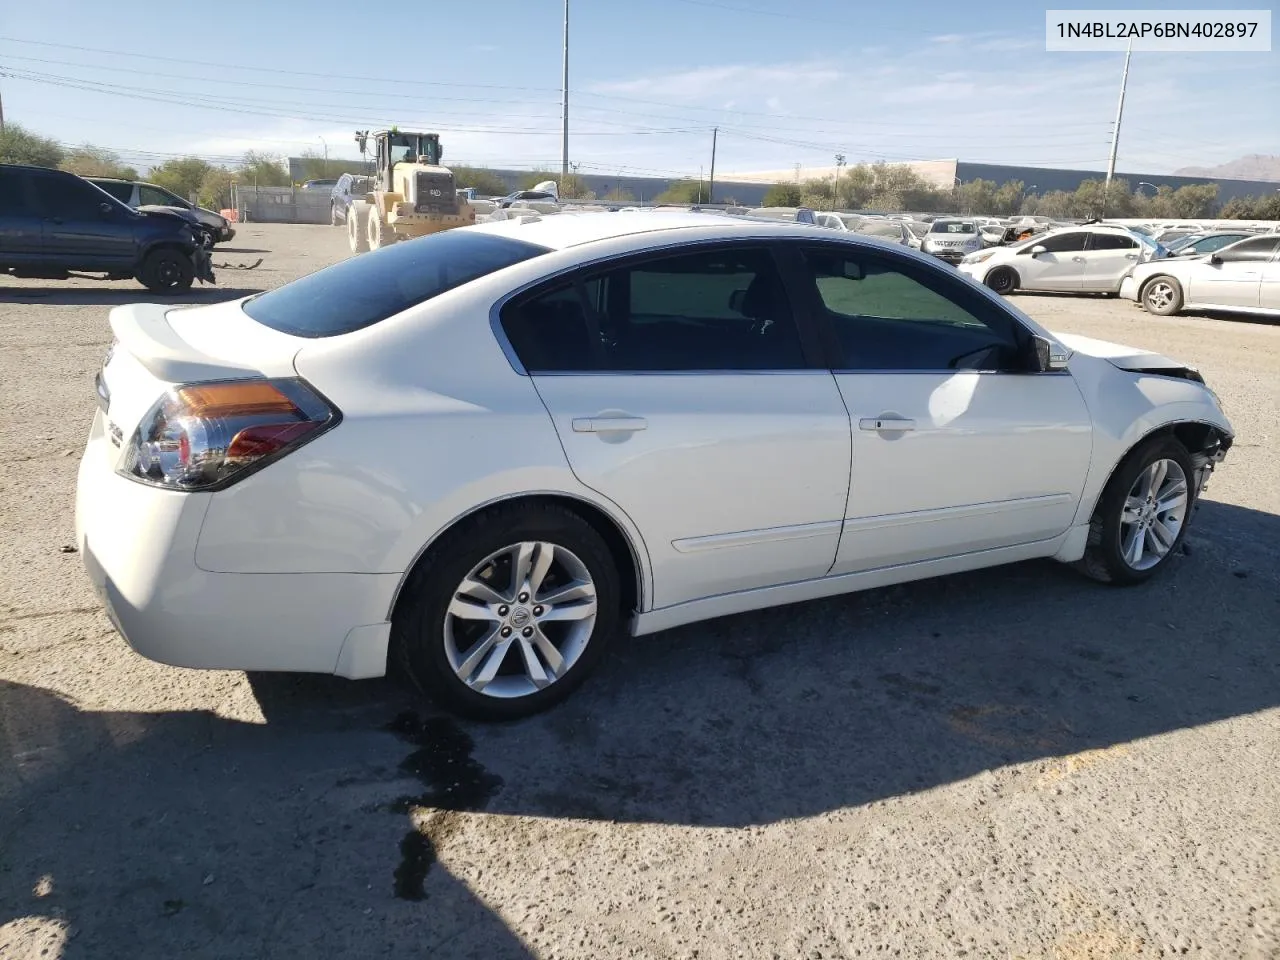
<box><xmin>1120</xmin><ymin>234</ymin><xmax>1280</xmax><ymax>318</ymax></box>
<box><xmin>76</xmin><ymin>213</ymin><xmax>1232</xmax><ymax>720</ymax></box>
<box><xmin>920</xmin><ymin>219</ymin><xmax>983</xmax><ymax>264</ymax></box>
<box><xmin>959</xmin><ymin>224</ymin><xmax>1161</xmax><ymax>295</ymax></box>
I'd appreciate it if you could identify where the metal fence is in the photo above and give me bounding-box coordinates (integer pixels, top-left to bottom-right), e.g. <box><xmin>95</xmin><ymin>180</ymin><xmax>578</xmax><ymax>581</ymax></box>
<box><xmin>234</xmin><ymin>185</ymin><xmax>331</xmax><ymax>224</ymax></box>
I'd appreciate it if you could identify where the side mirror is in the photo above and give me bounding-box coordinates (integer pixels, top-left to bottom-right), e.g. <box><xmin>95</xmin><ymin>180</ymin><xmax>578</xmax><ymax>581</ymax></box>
<box><xmin>1209</xmin><ymin>253</ymin><xmax>1224</xmax><ymax>265</ymax></box>
<box><xmin>99</xmin><ymin>202</ymin><xmax>114</xmax><ymax>216</ymax></box>
<box><xmin>1029</xmin><ymin>244</ymin><xmax>1047</xmax><ymax>256</ymax></box>
<box><xmin>1031</xmin><ymin>335</ymin><xmax>1071</xmax><ymax>372</ymax></box>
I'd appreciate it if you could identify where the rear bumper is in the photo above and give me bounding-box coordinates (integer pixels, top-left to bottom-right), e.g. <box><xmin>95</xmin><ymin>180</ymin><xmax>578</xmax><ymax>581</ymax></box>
<box><xmin>76</xmin><ymin>412</ymin><xmax>396</xmax><ymax>679</ymax></box>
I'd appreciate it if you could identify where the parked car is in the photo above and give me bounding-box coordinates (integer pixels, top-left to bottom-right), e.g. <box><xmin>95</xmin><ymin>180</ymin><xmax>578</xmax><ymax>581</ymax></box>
<box><xmin>329</xmin><ymin>173</ymin><xmax>374</xmax><ymax>226</ymax></box>
<box><xmin>89</xmin><ymin>177</ymin><xmax>235</xmax><ymax>244</ymax></box>
<box><xmin>921</xmin><ymin>219</ymin><xmax>983</xmax><ymax>263</ymax></box>
<box><xmin>1165</xmin><ymin>231</ymin><xmax>1252</xmax><ymax>257</ymax></box>
<box><xmin>852</xmin><ymin>219</ymin><xmax>912</xmax><ymax>245</ymax></box>
<box><xmin>301</xmin><ymin>179</ymin><xmax>339</xmax><ymax>191</ymax></box>
<box><xmin>959</xmin><ymin>225</ymin><xmax>1163</xmax><ymax>295</ymax></box>
<box><xmin>1120</xmin><ymin>234</ymin><xmax>1280</xmax><ymax>318</ymax></box>
<box><xmin>77</xmin><ymin>212</ymin><xmax>1232</xmax><ymax>719</ymax></box>
<box><xmin>813</xmin><ymin>212</ymin><xmax>850</xmax><ymax>231</ymax></box>
<box><xmin>1</xmin><ymin>164</ymin><xmax>213</xmax><ymax>291</ymax></box>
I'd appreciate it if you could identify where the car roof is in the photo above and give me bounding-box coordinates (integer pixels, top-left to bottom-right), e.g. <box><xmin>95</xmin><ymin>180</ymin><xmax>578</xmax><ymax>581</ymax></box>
<box><xmin>469</xmin><ymin>210</ymin><xmax>841</xmax><ymax>251</ymax></box>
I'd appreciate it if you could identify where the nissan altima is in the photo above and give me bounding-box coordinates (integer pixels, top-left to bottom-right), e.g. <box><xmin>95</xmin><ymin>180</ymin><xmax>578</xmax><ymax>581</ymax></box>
<box><xmin>76</xmin><ymin>212</ymin><xmax>1234</xmax><ymax>719</ymax></box>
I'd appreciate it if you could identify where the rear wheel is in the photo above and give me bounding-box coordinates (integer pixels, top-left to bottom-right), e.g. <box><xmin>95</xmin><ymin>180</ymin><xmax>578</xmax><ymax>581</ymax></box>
<box><xmin>330</xmin><ymin>202</ymin><xmax>341</xmax><ymax>227</ymax></box>
<box><xmin>1074</xmin><ymin>436</ymin><xmax>1196</xmax><ymax>585</ymax></box>
<box><xmin>348</xmin><ymin>201</ymin><xmax>370</xmax><ymax>253</ymax></box>
<box><xmin>985</xmin><ymin>266</ymin><xmax>1018</xmax><ymax>295</ymax></box>
<box><xmin>392</xmin><ymin>502</ymin><xmax>620</xmax><ymax>721</ymax></box>
<box><xmin>138</xmin><ymin>247</ymin><xmax>194</xmax><ymax>292</ymax></box>
<box><xmin>1141</xmin><ymin>275</ymin><xmax>1183</xmax><ymax>316</ymax></box>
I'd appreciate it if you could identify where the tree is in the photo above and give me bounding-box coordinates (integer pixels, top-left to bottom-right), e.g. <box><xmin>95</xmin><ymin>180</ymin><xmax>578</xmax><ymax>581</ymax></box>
<box><xmin>0</xmin><ymin>123</ymin><xmax>64</xmax><ymax>168</ymax></box>
<box><xmin>762</xmin><ymin>183</ymin><xmax>803</xmax><ymax>207</ymax></box>
<box><xmin>603</xmin><ymin>186</ymin><xmax>635</xmax><ymax>203</ymax></box>
<box><xmin>198</xmin><ymin>166</ymin><xmax>238</xmax><ymax>210</ymax></box>
<box><xmin>59</xmin><ymin>144</ymin><xmax>138</xmax><ymax>181</ymax></box>
<box><xmin>990</xmin><ymin>180</ymin><xmax>1025</xmax><ymax>217</ymax></box>
<box><xmin>654</xmin><ymin>180</ymin><xmax>708</xmax><ymax>204</ymax></box>
<box><xmin>1168</xmin><ymin>183</ymin><xmax>1218</xmax><ymax>218</ymax></box>
<box><xmin>556</xmin><ymin>173</ymin><xmax>594</xmax><ymax>200</ymax></box>
<box><xmin>148</xmin><ymin>157</ymin><xmax>213</xmax><ymax>203</ymax></box>
<box><xmin>239</xmin><ymin>151</ymin><xmax>291</xmax><ymax>188</ymax></box>
<box><xmin>451</xmin><ymin>166</ymin><xmax>509</xmax><ymax>197</ymax></box>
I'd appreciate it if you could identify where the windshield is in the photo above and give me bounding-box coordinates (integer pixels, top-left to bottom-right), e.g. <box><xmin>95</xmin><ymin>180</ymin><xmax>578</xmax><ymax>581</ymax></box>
<box><xmin>929</xmin><ymin>221</ymin><xmax>977</xmax><ymax>234</ymax></box>
<box><xmin>243</xmin><ymin>231</ymin><xmax>550</xmax><ymax>337</ymax></box>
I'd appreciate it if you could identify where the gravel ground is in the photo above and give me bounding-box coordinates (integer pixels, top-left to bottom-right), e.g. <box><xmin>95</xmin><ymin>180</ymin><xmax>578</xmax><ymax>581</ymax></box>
<box><xmin>2</xmin><ymin>224</ymin><xmax>1277</xmax><ymax>960</ymax></box>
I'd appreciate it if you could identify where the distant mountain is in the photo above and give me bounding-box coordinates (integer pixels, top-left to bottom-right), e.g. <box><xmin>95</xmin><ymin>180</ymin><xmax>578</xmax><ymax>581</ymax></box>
<box><xmin>1173</xmin><ymin>155</ymin><xmax>1280</xmax><ymax>182</ymax></box>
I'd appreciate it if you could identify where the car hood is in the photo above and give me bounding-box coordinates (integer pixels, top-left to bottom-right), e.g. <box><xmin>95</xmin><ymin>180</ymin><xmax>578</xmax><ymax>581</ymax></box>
<box><xmin>137</xmin><ymin>204</ymin><xmax>199</xmax><ymax>225</ymax></box>
<box><xmin>1052</xmin><ymin>332</ymin><xmax>1196</xmax><ymax>374</ymax></box>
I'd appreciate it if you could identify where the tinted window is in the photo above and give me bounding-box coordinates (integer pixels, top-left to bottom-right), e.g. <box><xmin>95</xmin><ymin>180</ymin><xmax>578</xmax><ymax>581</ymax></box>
<box><xmin>1028</xmin><ymin>232</ymin><xmax>1087</xmax><ymax>254</ymax></box>
<box><xmin>1196</xmin><ymin>234</ymin><xmax>1247</xmax><ymax>253</ymax></box>
<box><xmin>31</xmin><ymin>175</ymin><xmax>111</xmax><ymax>219</ymax></box>
<box><xmin>1217</xmin><ymin>237</ymin><xmax>1280</xmax><ymax>263</ymax></box>
<box><xmin>1088</xmin><ymin>232</ymin><xmax>1138</xmax><ymax>250</ymax></box>
<box><xmin>800</xmin><ymin>247</ymin><xmax>1021</xmax><ymax>371</ymax></box>
<box><xmin>0</xmin><ymin>172</ymin><xmax>36</xmax><ymax>216</ymax></box>
<box><xmin>502</xmin><ymin>247</ymin><xmax>807</xmax><ymax>372</ymax></box>
<box><xmin>930</xmin><ymin>221</ymin><xmax>977</xmax><ymax>234</ymax></box>
<box><xmin>244</xmin><ymin>231</ymin><xmax>549</xmax><ymax>338</ymax></box>
<box><xmin>140</xmin><ymin>185</ymin><xmax>185</xmax><ymax>207</ymax></box>
<box><xmin>93</xmin><ymin>181</ymin><xmax>134</xmax><ymax>203</ymax></box>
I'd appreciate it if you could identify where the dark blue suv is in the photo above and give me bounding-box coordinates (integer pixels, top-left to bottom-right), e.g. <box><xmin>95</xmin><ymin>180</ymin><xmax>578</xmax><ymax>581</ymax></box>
<box><xmin>0</xmin><ymin>164</ymin><xmax>213</xmax><ymax>292</ymax></box>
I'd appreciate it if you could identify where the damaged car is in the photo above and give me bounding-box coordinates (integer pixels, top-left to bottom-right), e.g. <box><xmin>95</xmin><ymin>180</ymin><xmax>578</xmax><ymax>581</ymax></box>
<box><xmin>0</xmin><ymin>164</ymin><xmax>214</xmax><ymax>292</ymax></box>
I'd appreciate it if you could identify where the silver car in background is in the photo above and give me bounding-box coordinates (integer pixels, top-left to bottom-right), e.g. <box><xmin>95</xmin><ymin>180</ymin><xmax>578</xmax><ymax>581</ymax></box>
<box><xmin>921</xmin><ymin>219</ymin><xmax>983</xmax><ymax>264</ymax></box>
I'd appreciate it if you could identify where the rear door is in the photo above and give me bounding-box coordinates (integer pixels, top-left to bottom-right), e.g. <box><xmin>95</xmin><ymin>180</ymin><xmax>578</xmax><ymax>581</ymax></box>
<box><xmin>790</xmin><ymin>242</ymin><xmax>1092</xmax><ymax>574</ymax></box>
<box><xmin>1013</xmin><ymin>230</ymin><xmax>1088</xmax><ymax>290</ymax></box>
<box><xmin>31</xmin><ymin>174</ymin><xmax>137</xmax><ymax>269</ymax></box>
<box><xmin>500</xmin><ymin>242</ymin><xmax>852</xmax><ymax>609</ymax></box>
<box><xmin>1258</xmin><ymin>249</ymin><xmax>1280</xmax><ymax>311</ymax></box>
<box><xmin>1187</xmin><ymin>236</ymin><xmax>1279</xmax><ymax>308</ymax></box>
<box><xmin>0</xmin><ymin>170</ymin><xmax>44</xmax><ymax>264</ymax></box>
<box><xmin>1081</xmin><ymin>231</ymin><xmax>1142</xmax><ymax>291</ymax></box>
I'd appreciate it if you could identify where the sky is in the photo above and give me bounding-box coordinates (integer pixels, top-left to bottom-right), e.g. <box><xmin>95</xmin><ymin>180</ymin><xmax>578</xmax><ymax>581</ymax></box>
<box><xmin>1</xmin><ymin>0</ymin><xmax>1277</xmax><ymax>180</ymax></box>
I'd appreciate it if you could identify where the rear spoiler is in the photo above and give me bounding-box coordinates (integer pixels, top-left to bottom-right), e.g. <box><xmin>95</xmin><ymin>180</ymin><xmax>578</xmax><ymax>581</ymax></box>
<box><xmin>109</xmin><ymin>303</ymin><xmax>264</xmax><ymax>384</ymax></box>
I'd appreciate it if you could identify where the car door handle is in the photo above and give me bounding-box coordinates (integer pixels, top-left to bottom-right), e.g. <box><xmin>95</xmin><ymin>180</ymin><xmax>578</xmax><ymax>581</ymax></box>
<box><xmin>1125</xmin><ymin>253</ymin><xmax>1140</xmax><ymax>259</ymax></box>
<box><xmin>571</xmin><ymin>416</ymin><xmax>648</xmax><ymax>433</ymax></box>
<box><xmin>859</xmin><ymin>417</ymin><xmax>916</xmax><ymax>432</ymax></box>
<box><xmin>1071</xmin><ymin>256</ymin><xmax>1086</xmax><ymax>263</ymax></box>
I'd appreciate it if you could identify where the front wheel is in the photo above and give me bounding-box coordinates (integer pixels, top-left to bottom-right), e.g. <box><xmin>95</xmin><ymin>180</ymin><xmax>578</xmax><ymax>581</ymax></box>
<box><xmin>1141</xmin><ymin>275</ymin><xmax>1183</xmax><ymax>316</ymax></box>
<box><xmin>392</xmin><ymin>503</ymin><xmax>620</xmax><ymax>720</ymax></box>
<box><xmin>348</xmin><ymin>201</ymin><xmax>370</xmax><ymax>253</ymax></box>
<box><xmin>984</xmin><ymin>266</ymin><xmax>1018</xmax><ymax>296</ymax></box>
<box><xmin>137</xmin><ymin>248</ymin><xmax>195</xmax><ymax>292</ymax></box>
<box><xmin>1075</xmin><ymin>436</ymin><xmax>1196</xmax><ymax>585</ymax></box>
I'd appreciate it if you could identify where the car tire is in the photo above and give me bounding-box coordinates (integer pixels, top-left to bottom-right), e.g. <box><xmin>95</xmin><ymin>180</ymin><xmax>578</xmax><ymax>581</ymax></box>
<box><xmin>137</xmin><ymin>247</ymin><xmax>195</xmax><ymax>292</ymax></box>
<box><xmin>1074</xmin><ymin>435</ymin><xmax>1198</xmax><ymax>586</ymax></box>
<box><xmin>984</xmin><ymin>266</ymin><xmax>1018</xmax><ymax>295</ymax></box>
<box><xmin>392</xmin><ymin>502</ymin><xmax>621</xmax><ymax>721</ymax></box>
<box><xmin>1141</xmin><ymin>275</ymin><xmax>1183</xmax><ymax>316</ymax></box>
<box><xmin>330</xmin><ymin>203</ymin><xmax>342</xmax><ymax>227</ymax></box>
<box><xmin>348</xmin><ymin>201</ymin><xmax>371</xmax><ymax>253</ymax></box>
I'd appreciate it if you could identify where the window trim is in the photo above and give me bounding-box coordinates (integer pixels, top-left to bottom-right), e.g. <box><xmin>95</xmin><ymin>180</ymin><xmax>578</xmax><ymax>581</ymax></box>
<box><xmin>783</xmin><ymin>239</ymin><xmax>1050</xmax><ymax>376</ymax></box>
<box><xmin>493</xmin><ymin>238</ymin><xmax>830</xmax><ymax>376</ymax></box>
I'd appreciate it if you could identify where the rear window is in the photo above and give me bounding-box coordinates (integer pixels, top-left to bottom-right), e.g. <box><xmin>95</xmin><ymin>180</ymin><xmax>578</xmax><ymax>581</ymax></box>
<box><xmin>243</xmin><ymin>230</ymin><xmax>550</xmax><ymax>337</ymax></box>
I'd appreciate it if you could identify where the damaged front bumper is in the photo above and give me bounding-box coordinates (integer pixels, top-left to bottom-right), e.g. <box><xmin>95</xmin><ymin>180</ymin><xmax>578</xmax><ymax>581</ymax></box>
<box><xmin>191</xmin><ymin>245</ymin><xmax>216</xmax><ymax>286</ymax></box>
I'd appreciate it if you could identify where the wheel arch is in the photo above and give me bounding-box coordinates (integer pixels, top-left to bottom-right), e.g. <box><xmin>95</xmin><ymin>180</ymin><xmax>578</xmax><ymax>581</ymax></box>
<box><xmin>387</xmin><ymin>491</ymin><xmax>649</xmax><ymax>627</ymax></box>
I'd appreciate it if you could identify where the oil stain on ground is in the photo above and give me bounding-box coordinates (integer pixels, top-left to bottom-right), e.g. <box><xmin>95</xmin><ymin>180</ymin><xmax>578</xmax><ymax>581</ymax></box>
<box><xmin>384</xmin><ymin>711</ymin><xmax>504</xmax><ymax>900</ymax></box>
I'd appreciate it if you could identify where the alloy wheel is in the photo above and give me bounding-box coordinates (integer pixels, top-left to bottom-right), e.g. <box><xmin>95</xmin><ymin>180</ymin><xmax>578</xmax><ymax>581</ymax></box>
<box><xmin>443</xmin><ymin>541</ymin><xmax>598</xmax><ymax>699</ymax></box>
<box><xmin>1119</xmin><ymin>458</ymin><xmax>1188</xmax><ymax>571</ymax></box>
<box><xmin>1146</xmin><ymin>281</ymin><xmax>1176</xmax><ymax>312</ymax></box>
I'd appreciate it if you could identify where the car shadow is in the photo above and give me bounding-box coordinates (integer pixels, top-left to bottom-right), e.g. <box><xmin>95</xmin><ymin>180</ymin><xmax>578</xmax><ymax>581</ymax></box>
<box><xmin>0</xmin><ymin>287</ymin><xmax>264</xmax><ymax>306</ymax></box>
<box><xmin>3</xmin><ymin>500</ymin><xmax>1277</xmax><ymax>956</ymax></box>
<box><xmin>214</xmin><ymin>247</ymin><xmax>271</xmax><ymax>254</ymax></box>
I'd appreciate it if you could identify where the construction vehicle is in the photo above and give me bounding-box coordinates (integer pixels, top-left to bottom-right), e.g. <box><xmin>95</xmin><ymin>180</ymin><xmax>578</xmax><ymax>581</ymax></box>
<box><xmin>347</xmin><ymin>130</ymin><xmax>475</xmax><ymax>254</ymax></box>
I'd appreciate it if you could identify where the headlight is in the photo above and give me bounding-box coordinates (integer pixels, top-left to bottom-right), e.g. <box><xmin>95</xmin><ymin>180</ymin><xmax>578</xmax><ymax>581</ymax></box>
<box><xmin>962</xmin><ymin>250</ymin><xmax>996</xmax><ymax>265</ymax></box>
<box><xmin>120</xmin><ymin>378</ymin><xmax>340</xmax><ymax>490</ymax></box>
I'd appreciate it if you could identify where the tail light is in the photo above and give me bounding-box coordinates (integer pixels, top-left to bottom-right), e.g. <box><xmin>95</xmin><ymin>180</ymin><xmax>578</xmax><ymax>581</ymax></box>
<box><xmin>120</xmin><ymin>378</ymin><xmax>339</xmax><ymax>490</ymax></box>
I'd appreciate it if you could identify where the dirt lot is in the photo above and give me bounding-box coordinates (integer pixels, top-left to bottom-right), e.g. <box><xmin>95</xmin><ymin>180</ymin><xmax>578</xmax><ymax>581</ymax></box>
<box><xmin>2</xmin><ymin>223</ymin><xmax>1277</xmax><ymax>960</ymax></box>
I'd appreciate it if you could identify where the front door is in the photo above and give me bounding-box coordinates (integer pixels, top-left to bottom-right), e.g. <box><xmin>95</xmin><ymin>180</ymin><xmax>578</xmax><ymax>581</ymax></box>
<box><xmin>31</xmin><ymin>174</ymin><xmax>137</xmax><ymax>270</ymax></box>
<box><xmin>500</xmin><ymin>244</ymin><xmax>852</xmax><ymax>609</ymax></box>
<box><xmin>1188</xmin><ymin>236</ymin><xmax>1280</xmax><ymax>308</ymax></box>
<box><xmin>1014</xmin><ymin>230</ymin><xmax>1089</xmax><ymax>291</ymax></box>
<box><xmin>0</xmin><ymin>171</ymin><xmax>44</xmax><ymax>264</ymax></box>
<box><xmin>791</xmin><ymin>244</ymin><xmax>1093</xmax><ymax>575</ymax></box>
<box><xmin>1259</xmin><ymin>256</ymin><xmax>1280</xmax><ymax>311</ymax></box>
<box><xmin>1081</xmin><ymin>231</ymin><xmax>1142</xmax><ymax>291</ymax></box>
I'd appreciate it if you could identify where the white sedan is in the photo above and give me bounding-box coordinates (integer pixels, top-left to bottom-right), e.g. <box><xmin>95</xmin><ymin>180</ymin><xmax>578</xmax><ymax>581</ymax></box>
<box><xmin>76</xmin><ymin>213</ymin><xmax>1233</xmax><ymax>720</ymax></box>
<box><xmin>1120</xmin><ymin>234</ymin><xmax>1280</xmax><ymax>318</ymax></box>
<box><xmin>959</xmin><ymin>224</ymin><xmax>1161</xmax><ymax>295</ymax></box>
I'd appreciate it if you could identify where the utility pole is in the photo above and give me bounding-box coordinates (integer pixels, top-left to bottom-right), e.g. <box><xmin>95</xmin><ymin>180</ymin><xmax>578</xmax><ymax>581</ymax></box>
<box><xmin>833</xmin><ymin>153</ymin><xmax>846</xmax><ymax>211</ymax></box>
<box><xmin>561</xmin><ymin>0</ymin><xmax>570</xmax><ymax>179</ymax></box>
<box><xmin>708</xmin><ymin>127</ymin><xmax>718</xmax><ymax>205</ymax></box>
<box><xmin>1103</xmin><ymin>38</ymin><xmax>1133</xmax><ymax>216</ymax></box>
